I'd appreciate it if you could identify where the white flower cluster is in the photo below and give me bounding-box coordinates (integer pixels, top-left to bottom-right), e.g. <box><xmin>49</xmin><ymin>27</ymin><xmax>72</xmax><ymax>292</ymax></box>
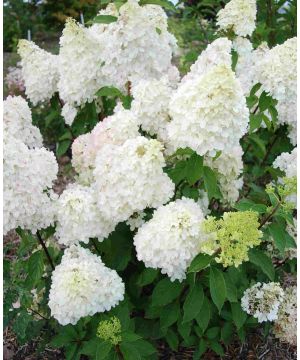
<box><xmin>126</xmin><ymin>211</ymin><xmax>147</xmax><ymax>231</ymax></box>
<box><xmin>4</xmin><ymin>96</ymin><xmax>58</xmax><ymax>235</ymax></box>
<box><xmin>131</xmin><ymin>77</ymin><xmax>174</xmax><ymax>140</ymax></box>
<box><xmin>233</xmin><ymin>38</ymin><xmax>269</xmax><ymax>95</ymax></box>
<box><xmin>94</xmin><ymin>136</ymin><xmax>175</xmax><ymax>224</ymax></box>
<box><xmin>17</xmin><ymin>40</ymin><xmax>59</xmax><ymax>105</ymax></box>
<box><xmin>72</xmin><ymin>104</ymin><xmax>139</xmax><ymax>185</ymax></box>
<box><xmin>273</xmin><ymin>148</ymin><xmax>297</xmax><ymax>206</ymax></box>
<box><xmin>4</xmin><ymin>96</ymin><xmax>42</xmax><ymax>148</ymax></box>
<box><xmin>48</xmin><ymin>245</ymin><xmax>125</xmax><ymax>325</ymax></box>
<box><xmin>181</xmin><ymin>38</ymin><xmax>232</xmax><ymax>83</ymax></box>
<box><xmin>241</xmin><ymin>282</ymin><xmax>284</xmax><ymax>322</ymax></box>
<box><xmin>273</xmin><ymin>148</ymin><xmax>297</xmax><ymax>179</ymax></box>
<box><xmin>58</xmin><ymin>18</ymin><xmax>106</xmax><ymax>110</ymax></box>
<box><xmin>55</xmin><ymin>0</ymin><xmax>177</xmax><ymax>123</ymax></box>
<box><xmin>134</xmin><ymin>198</ymin><xmax>211</xmax><ymax>281</ymax></box>
<box><xmin>4</xmin><ymin>137</ymin><xmax>58</xmax><ymax>235</ymax></box>
<box><xmin>55</xmin><ymin>184</ymin><xmax>116</xmax><ymax>247</ymax></box>
<box><xmin>216</xmin><ymin>0</ymin><xmax>257</xmax><ymax>37</ymax></box>
<box><xmin>91</xmin><ymin>0</ymin><xmax>178</xmax><ymax>91</ymax></box>
<box><xmin>5</xmin><ymin>62</ymin><xmax>25</xmax><ymax>94</ymax></box>
<box><xmin>273</xmin><ymin>286</ymin><xmax>297</xmax><ymax>346</ymax></box>
<box><xmin>167</xmin><ymin>63</ymin><xmax>248</xmax><ymax>157</ymax></box>
<box><xmin>255</xmin><ymin>38</ymin><xmax>297</xmax><ymax>145</ymax></box>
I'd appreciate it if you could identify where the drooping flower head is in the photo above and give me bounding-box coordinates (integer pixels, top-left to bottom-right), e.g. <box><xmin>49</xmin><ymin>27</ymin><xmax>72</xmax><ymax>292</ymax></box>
<box><xmin>18</xmin><ymin>40</ymin><xmax>59</xmax><ymax>105</ymax></box>
<box><xmin>134</xmin><ymin>198</ymin><xmax>213</xmax><ymax>281</ymax></box>
<box><xmin>48</xmin><ymin>245</ymin><xmax>125</xmax><ymax>325</ymax></box>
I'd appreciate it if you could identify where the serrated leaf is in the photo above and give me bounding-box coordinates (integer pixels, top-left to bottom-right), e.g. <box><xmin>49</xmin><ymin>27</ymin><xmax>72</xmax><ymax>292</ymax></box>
<box><xmin>231</xmin><ymin>303</ymin><xmax>247</xmax><ymax>330</ymax></box>
<box><xmin>203</xmin><ymin>166</ymin><xmax>219</xmax><ymax>200</ymax></box>
<box><xmin>209</xmin><ymin>267</ymin><xmax>226</xmax><ymax>313</ymax></box>
<box><xmin>250</xmin><ymin>114</ymin><xmax>262</xmax><ymax>133</ymax></box>
<box><xmin>132</xmin><ymin>339</ymin><xmax>156</xmax><ymax>356</ymax></box>
<box><xmin>183</xmin><ymin>283</ymin><xmax>204</xmax><ymax>323</ymax></box>
<box><xmin>96</xmin><ymin>86</ymin><xmax>124</xmax><ymax>98</ymax></box>
<box><xmin>151</xmin><ymin>278</ymin><xmax>182</xmax><ymax>307</ymax></box>
<box><xmin>12</xmin><ymin>311</ymin><xmax>32</xmax><ymax>340</ymax></box>
<box><xmin>93</xmin><ymin>15</ymin><xmax>118</xmax><ymax>24</ymax></box>
<box><xmin>188</xmin><ymin>253</ymin><xmax>212</xmax><ymax>273</ymax></box>
<box><xmin>268</xmin><ymin>222</ymin><xmax>286</xmax><ymax>254</ymax></box>
<box><xmin>248</xmin><ymin>248</ymin><xmax>275</xmax><ymax>281</ymax></box>
<box><xmin>160</xmin><ymin>302</ymin><xmax>180</xmax><ymax>329</ymax></box>
<box><xmin>185</xmin><ymin>153</ymin><xmax>203</xmax><ymax>185</ymax></box>
<box><xmin>50</xmin><ymin>325</ymin><xmax>78</xmax><ymax>348</ymax></box>
<box><xmin>96</xmin><ymin>341</ymin><xmax>112</xmax><ymax>360</ymax></box>
<box><xmin>195</xmin><ymin>297</ymin><xmax>211</xmax><ymax>332</ymax></box>
<box><xmin>234</xmin><ymin>199</ymin><xmax>267</xmax><ymax>214</ymax></box>
<box><xmin>165</xmin><ymin>329</ymin><xmax>179</xmax><ymax>351</ymax></box>
<box><xmin>250</xmin><ymin>83</ymin><xmax>262</xmax><ymax>96</ymax></box>
<box><xmin>120</xmin><ymin>342</ymin><xmax>141</xmax><ymax>360</ymax></box>
<box><xmin>139</xmin><ymin>0</ymin><xmax>176</xmax><ymax>11</ymax></box>
<box><xmin>25</xmin><ymin>251</ymin><xmax>44</xmax><ymax>289</ymax></box>
<box><xmin>56</xmin><ymin>140</ymin><xmax>71</xmax><ymax>158</ymax></box>
<box><xmin>137</xmin><ymin>268</ymin><xmax>159</xmax><ymax>287</ymax></box>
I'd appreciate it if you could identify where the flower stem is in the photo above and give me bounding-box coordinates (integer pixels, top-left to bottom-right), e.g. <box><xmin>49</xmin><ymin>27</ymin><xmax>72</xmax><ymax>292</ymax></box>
<box><xmin>36</xmin><ymin>230</ymin><xmax>55</xmax><ymax>270</ymax></box>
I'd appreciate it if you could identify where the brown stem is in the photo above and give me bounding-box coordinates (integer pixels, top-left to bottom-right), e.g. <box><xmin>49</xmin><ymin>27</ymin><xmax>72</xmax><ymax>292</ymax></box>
<box><xmin>29</xmin><ymin>308</ymin><xmax>49</xmax><ymax>320</ymax></box>
<box><xmin>36</xmin><ymin>231</ymin><xmax>55</xmax><ymax>270</ymax></box>
<box><xmin>258</xmin><ymin>202</ymin><xmax>281</xmax><ymax>230</ymax></box>
<box><xmin>91</xmin><ymin>238</ymin><xmax>101</xmax><ymax>256</ymax></box>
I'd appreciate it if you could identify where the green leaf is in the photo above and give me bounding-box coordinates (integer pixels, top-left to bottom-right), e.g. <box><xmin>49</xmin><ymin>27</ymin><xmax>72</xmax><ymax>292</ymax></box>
<box><xmin>182</xmin><ymin>186</ymin><xmax>199</xmax><ymax>200</ymax></box>
<box><xmin>250</xmin><ymin>83</ymin><xmax>262</xmax><ymax>97</ymax></box>
<box><xmin>234</xmin><ymin>199</ymin><xmax>267</xmax><ymax>214</ymax></box>
<box><xmin>206</xmin><ymin>327</ymin><xmax>220</xmax><ymax>340</ymax></box>
<box><xmin>56</xmin><ymin>140</ymin><xmax>71</xmax><ymax>158</ymax></box>
<box><xmin>96</xmin><ymin>86</ymin><xmax>124</xmax><ymax>98</ymax></box>
<box><xmin>132</xmin><ymin>339</ymin><xmax>156</xmax><ymax>356</ymax></box>
<box><xmin>166</xmin><ymin>161</ymin><xmax>187</xmax><ymax>185</ymax></box>
<box><xmin>59</xmin><ymin>130</ymin><xmax>72</xmax><ymax>141</ymax></box>
<box><xmin>231</xmin><ymin>303</ymin><xmax>247</xmax><ymax>330</ymax></box>
<box><xmin>96</xmin><ymin>341</ymin><xmax>112</xmax><ymax>360</ymax></box>
<box><xmin>50</xmin><ymin>325</ymin><xmax>78</xmax><ymax>348</ymax></box>
<box><xmin>221</xmin><ymin>322</ymin><xmax>233</xmax><ymax>345</ymax></box>
<box><xmin>177</xmin><ymin>317</ymin><xmax>191</xmax><ymax>342</ymax></box>
<box><xmin>185</xmin><ymin>153</ymin><xmax>203</xmax><ymax>185</ymax></box>
<box><xmin>151</xmin><ymin>278</ymin><xmax>182</xmax><ymax>307</ymax></box>
<box><xmin>193</xmin><ymin>338</ymin><xmax>207</xmax><ymax>359</ymax></box>
<box><xmin>137</xmin><ymin>268</ymin><xmax>159</xmax><ymax>287</ymax></box>
<box><xmin>93</xmin><ymin>15</ymin><xmax>118</xmax><ymax>24</ymax></box>
<box><xmin>165</xmin><ymin>329</ymin><xmax>179</xmax><ymax>351</ymax></box>
<box><xmin>209</xmin><ymin>341</ymin><xmax>224</xmax><ymax>356</ymax></box>
<box><xmin>248</xmin><ymin>249</ymin><xmax>275</xmax><ymax>281</ymax></box>
<box><xmin>25</xmin><ymin>250</ymin><xmax>44</xmax><ymax>289</ymax></box>
<box><xmin>188</xmin><ymin>254</ymin><xmax>212</xmax><ymax>273</ymax></box>
<box><xmin>195</xmin><ymin>297</ymin><xmax>211</xmax><ymax>332</ymax></box>
<box><xmin>120</xmin><ymin>342</ymin><xmax>141</xmax><ymax>360</ymax></box>
<box><xmin>12</xmin><ymin>311</ymin><xmax>32</xmax><ymax>340</ymax></box>
<box><xmin>203</xmin><ymin>166</ymin><xmax>219</xmax><ymax>200</ymax></box>
<box><xmin>224</xmin><ymin>274</ymin><xmax>238</xmax><ymax>303</ymax></box>
<box><xmin>139</xmin><ymin>0</ymin><xmax>176</xmax><ymax>11</ymax></box>
<box><xmin>121</xmin><ymin>333</ymin><xmax>142</xmax><ymax>343</ymax></box>
<box><xmin>183</xmin><ymin>283</ymin><xmax>204</xmax><ymax>323</ymax></box>
<box><xmin>231</xmin><ymin>49</ymin><xmax>238</xmax><ymax>71</ymax></box>
<box><xmin>268</xmin><ymin>222</ymin><xmax>286</xmax><ymax>254</ymax></box>
<box><xmin>249</xmin><ymin>114</ymin><xmax>262</xmax><ymax>133</ymax></box>
<box><xmin>209</xmin><ymin>267</ymin><xmax>226</xmax><ymax>313</ymax></box>
<box><xmin>160</xmin><ymin>302</ymin><xmax>180</xmax><ymax>329</ymax></box>
<box><xmin>258</xmin><ymin>91</ymin><xmax>272</xmax><ymax>112</ymax></box>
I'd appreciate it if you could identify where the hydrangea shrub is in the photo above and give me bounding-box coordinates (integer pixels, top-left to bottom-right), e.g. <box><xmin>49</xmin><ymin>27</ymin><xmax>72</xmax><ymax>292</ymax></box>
<box><xmin>4</xmin><ymin>0</ymin><xmax>297</xmax><ymax>358</ymax></box>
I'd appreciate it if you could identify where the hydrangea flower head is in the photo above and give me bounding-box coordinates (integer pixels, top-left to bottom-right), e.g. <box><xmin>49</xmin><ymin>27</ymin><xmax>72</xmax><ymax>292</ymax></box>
<box><xmin>241</xmin><ymin>282</ymin><xmax>285</xmax><ymax>323</ymax></box>
<box><xmin>18</xmin><ymin>40</ymin><xmax>59</xmax><ymax>105</ymax></box>
<box><xmin>217</xmin><ymin>0</ymin><xmax>257</xmax><ymax>37</ymax></box>
<box><xmin>202</xmin><ymin>211</ymin><xmax>262</xmax><ymax>267</ymax></box>
<box><xmin>48</xmin><ymin>245</ymin><xmax>125</xmax><ymax>325</ymax></box>
<box><xmin>97</xmin><ymin>317</ymin><xmax>122</xmax><ymax>345</ymax></box>
<box><xmin>134</xmin><ymin>198</ymin><xmax>213</xmax><ymax>281</ymax></box>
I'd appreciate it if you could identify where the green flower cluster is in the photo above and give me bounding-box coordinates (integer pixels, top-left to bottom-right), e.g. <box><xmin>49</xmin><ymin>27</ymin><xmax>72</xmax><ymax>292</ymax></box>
<box><xmin>97</xmin><ymin>316</ymin><xmax>122</xmax><ymax>345</ymax></box>
<box><xmin>203</xmin><ymin>211</ymin><xmax>262</xmax><ymax>267</ymax></box>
